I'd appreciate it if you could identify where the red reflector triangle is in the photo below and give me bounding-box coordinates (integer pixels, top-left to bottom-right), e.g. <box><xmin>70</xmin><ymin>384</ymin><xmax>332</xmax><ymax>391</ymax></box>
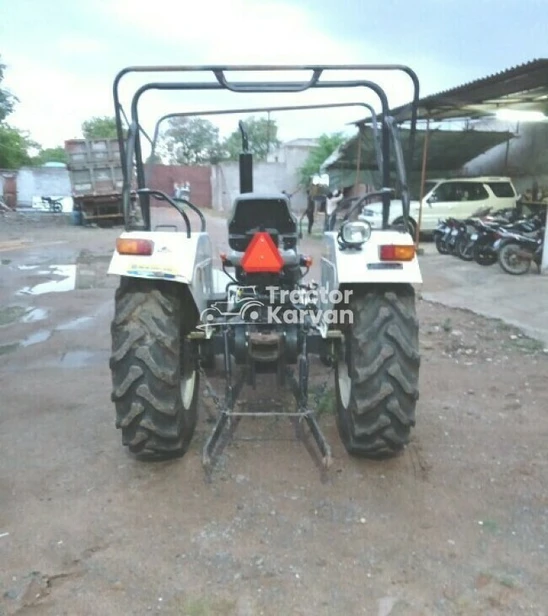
<box><xmin>241</xmin><ymin>232</ymin><xmax>284</xmax><ymax>273</ymax></box>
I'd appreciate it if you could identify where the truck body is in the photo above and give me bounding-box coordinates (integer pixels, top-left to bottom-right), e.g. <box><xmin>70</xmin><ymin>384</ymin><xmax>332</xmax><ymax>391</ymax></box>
<box><xmin>64</xmin><ymin>138</ymin><xmax>124</xmax><ymax>225</ymax></box>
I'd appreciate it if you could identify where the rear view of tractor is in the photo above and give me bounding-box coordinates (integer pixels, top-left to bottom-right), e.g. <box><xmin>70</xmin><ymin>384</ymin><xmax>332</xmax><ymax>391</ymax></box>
<box><xmin>107</xmin><ymin>65</ymin><xmax>422</xmax><ymax>470</ymax></box>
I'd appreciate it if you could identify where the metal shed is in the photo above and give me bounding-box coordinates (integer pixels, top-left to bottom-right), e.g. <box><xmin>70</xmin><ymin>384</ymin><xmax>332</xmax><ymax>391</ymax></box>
<box><xmin>325</xmin><ymin>58</ymin><xmax>548</xmax><ymax>270</ymax></box>
<box><xmin>323</xmin><ymin>126</ymin><xmax>513</xmax><ymax>191</ymax></box>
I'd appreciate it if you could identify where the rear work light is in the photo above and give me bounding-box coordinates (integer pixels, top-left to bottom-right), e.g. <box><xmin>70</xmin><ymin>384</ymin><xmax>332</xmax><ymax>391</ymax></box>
<box><xmin>241</xmin><ymin>232</ymin><xmax>284</xmax><ymax>273</ymax></box>
<box><xmin>379</xmin><ymin>244</ymin><xmax>415</xmax><ymax>261</ymax></box>
<box><xmin>116</xmin><ymin>238</ymin><xmax>154</xmax><ymax>256</ymax></box>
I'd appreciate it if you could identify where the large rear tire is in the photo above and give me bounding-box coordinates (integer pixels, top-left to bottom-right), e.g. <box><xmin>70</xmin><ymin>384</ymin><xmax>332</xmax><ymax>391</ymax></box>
<box><xmin>335</xmin><ymin>285</ymin><xmax>420</xmax><ymax>458</ymax></box>
<box><xmin>110</xmin><ymin>277</ymin><xmax>199</xmax><ymax>459</ymax></box>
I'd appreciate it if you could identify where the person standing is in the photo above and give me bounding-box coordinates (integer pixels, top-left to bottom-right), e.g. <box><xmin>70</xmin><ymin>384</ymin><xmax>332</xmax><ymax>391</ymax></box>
<box><xmin>324</xmin><ymin>188</ymin><xmax>343</xmax><ymax>230</ymax></box>
<box><xmin>305</xmin><ymin>192</ymin><xmax>315</xmax><ymax>235</ymax></box>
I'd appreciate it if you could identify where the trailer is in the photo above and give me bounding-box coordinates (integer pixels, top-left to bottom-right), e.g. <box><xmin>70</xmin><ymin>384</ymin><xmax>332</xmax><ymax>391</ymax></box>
<box><xmin>64</xmin><ymin>138</ymin><xmax>125</xmax><ymax>226</ymax></box>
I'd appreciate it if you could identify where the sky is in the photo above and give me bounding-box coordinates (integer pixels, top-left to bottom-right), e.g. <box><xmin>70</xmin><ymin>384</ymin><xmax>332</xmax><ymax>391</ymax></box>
<box><xmin>1</xmin><ymin>0</ymin><xmax>546</xmax><ymax>149</ymax></box>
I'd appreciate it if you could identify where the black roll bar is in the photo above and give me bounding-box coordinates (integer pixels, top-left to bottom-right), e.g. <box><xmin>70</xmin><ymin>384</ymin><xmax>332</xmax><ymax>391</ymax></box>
<box><xmin>148</xmin><ymin>102</ymin><xmax>382</xmax><ymax>175</ymax></box>
<box><xmin>114</xmin><ymin>64</ymin><xmax>418</xmax><ymax>170</ymax></box>
<box><xmin>137</xmin><ymin>189</ymin><xmax>192</xmax><ymax>238</ymax></box>
<box><xmin>129</xmin><ymin>80</ymin><xmax>392</xmax><ymax>229</ymax></box>
<box><xmin>238</xmin><ymin>120</ymin><xmax>249</xmax><ymax>152</ymax></box>
<box><xmin>113</xmin><ymin>65</ymin><xmax>419</xmax><ymax>232</ymax></box>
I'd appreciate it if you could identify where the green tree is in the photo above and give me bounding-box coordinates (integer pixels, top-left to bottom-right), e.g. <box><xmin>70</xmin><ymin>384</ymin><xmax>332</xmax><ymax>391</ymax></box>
<box><xmin>30</xmin><ymin>146</ymin><xmax>68</xmax><ymax>166</ymax></box>
<box><xmin>82</xmin><ymin>116</ymin><xmax>118</xmax><ymax>139</ymax></box>
<box><xmin>161</xmin><ymin>117</ymin><xmax>224</xmax><ymax>165</ymax></box>
<box><xmin>146</xmin><ymin>152</ymin><xmax>162</xmax><ymax>165</ymax></box>
<box><xmin>298</xmin><ymin>132</ymin><xmax>346</xmax><ymax>187</ymax></box>
<box><xmin>0</xmin><ymin>125</ymin><xmax>38</xmax><ymax>168</ymax></box>
<box><xmin>0</xmin><ymin>55</ymin><xmax>34</xmax><ymax>168</ymax></box>
<box><xmin>0</xmin><ymin>55</ymin><xmax>17</xmax><ymax>123</ymax></box>
<box><xmin>223</xmin><ymin>116</ymin><xmax>280</xmax><ymax>161</ymax></box>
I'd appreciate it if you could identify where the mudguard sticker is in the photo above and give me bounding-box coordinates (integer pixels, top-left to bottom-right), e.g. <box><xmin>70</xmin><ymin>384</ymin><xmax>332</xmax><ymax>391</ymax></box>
<box><xmin>127</xmin><ymin>262</ymin><xmax>177</xmax><ymax>273</ymax></box>
<box><xmin>127</xmin><ymin>270</ymin><xmax>176</xmax><ymax>279</ymax></box>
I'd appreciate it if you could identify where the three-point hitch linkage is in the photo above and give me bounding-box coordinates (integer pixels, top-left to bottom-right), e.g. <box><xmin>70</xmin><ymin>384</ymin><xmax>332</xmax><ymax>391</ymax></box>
<box><xmin>192</xmin><ymin>119</ymin><xmax>339</xmax><ymax>471</ymax></box>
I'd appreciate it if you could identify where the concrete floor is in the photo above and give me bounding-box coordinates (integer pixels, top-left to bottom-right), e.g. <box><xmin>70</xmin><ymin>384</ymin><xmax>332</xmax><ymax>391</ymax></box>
<box><xmin>418</xmin><ymin>242</ymin><xmax>548</xmax><ymax>346</ymax></box>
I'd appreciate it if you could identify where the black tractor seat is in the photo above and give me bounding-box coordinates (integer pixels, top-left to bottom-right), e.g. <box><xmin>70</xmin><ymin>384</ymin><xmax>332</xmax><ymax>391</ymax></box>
<box><xmin>228</xmin><ymin>192</ymin><xmax>298</xmax><ymax>253</ymax></box>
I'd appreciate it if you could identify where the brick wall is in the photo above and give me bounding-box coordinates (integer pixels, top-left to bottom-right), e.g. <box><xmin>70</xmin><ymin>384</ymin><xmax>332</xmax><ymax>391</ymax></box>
<box><xmin>147</xmin><ymin>165</ymin><xmax>212</xmax><ymax>208</ymax></box>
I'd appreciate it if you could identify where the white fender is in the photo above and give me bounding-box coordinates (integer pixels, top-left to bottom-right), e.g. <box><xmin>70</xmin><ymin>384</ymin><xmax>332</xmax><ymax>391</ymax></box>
<box><xmin>107</xmin><ymin>231</ymin><xmax>213</xmax><ymax>313</ymax></box>
<box><xmin>320</xmin><ymin>229</ymin><xmax>422</xmax><ymax>313</ymax></box>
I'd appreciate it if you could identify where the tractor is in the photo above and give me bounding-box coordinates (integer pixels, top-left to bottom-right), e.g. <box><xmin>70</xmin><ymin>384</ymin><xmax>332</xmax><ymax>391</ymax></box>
<box><xmin>107</xmin><ymin>65</ymin><xmax>422</xmax><ymax>470</ymax></box>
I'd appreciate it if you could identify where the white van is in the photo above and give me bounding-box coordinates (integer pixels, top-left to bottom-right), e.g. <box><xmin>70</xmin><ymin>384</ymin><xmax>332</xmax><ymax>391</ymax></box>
<box><xmin>360</xmin><ymin>177</ymin><xmax>519</xmax><ymax>237</ymax></box>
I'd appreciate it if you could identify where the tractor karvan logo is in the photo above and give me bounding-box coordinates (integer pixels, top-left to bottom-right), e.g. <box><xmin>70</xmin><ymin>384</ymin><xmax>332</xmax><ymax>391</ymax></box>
<box><xmin>198</xmin><ymin>286</ymin><xmax>353</xmax><ymax>328</ymax></box>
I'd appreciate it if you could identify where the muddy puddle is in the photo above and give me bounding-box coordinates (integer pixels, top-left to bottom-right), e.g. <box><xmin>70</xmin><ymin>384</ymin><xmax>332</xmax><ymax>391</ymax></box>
<box><xmin>20</xmin><ymin>329</ymin><xmax>52</xmax><ymax>347</ymax></box>
<box><xmin>17</xmin><ymin>264</ymin><xmax>77</xmax><ymax>296</ymax></box>
<box><xmin>56</xmin><ymin>316</ymin><xmax>94</xmax><ymax>330</ymax></box>
<box><xmin>0</xmin><ymin>306</ymin><xmax>49</xmax><ymax>327</ymax></box>
<box><xmin>21</xmin><ymin>308</ymin><xmax>48</xmax><ymax>323</ymax></box>
<box><xmin>0</xmin><ymin>305</ymin><xmax>28</xmax><ymax>327</ymax></box>
<box><xmin>60</xmin><ymin>350</ymin><xmax>106</xmax><ymax>368</ymax></box>
<box><xmin>0</xmin><ymin>305</ymin><xmax>101</xmax><ymax>357</ymax></box>
<box><xmin>14</xmin><ymin>252</ymin><xmax>114</xmax><ymax>295</ymax></box>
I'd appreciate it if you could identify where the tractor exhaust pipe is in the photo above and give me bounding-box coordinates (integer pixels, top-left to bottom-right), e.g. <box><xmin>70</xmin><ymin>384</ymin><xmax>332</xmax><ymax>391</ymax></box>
<box><xmin>239</xmin><ymin>120</ymin><xmax>253</xmax><ymax>194</ymax></box>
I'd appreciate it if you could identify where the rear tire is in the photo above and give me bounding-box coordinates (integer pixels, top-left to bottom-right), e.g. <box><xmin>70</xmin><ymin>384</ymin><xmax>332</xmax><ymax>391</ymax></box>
<box><xmin>335</xmin><ymin>285</ymin><xmax>420</xmax><ymax>458</ymax></box>
<box><xmin>110</xmin><ymin>277</ymin><xmax>199</xmax><ymax>459</ymax></box>
<box><xmin>498</xmin><ymin>242</ymin><xmax>532</xmax><ymax>275</ymax></box>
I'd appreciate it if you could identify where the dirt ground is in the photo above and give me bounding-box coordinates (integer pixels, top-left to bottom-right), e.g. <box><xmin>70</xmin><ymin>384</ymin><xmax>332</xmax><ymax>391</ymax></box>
<box><xmin>1</xmin><ymin>210</ymin><xmax>547</xmax><ymax>616</ymax></box>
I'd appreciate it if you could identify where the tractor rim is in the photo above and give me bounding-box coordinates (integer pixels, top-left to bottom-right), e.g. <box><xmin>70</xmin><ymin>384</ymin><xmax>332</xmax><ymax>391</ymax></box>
<box><xmin>338</xmin><ymin>338</ymin><xmax>351</xmax><ymax>408</ymax></box>
<box><xmin>181</xmin><ymin>370</ymin><xmax>196</xmax><ymax>409</ymax></box>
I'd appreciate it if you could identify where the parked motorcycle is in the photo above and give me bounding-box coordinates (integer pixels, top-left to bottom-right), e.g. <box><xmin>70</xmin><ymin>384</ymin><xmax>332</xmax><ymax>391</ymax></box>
<box><xmin>471</xmin><ymin>212</ymin><xmax>544</xmax><ymax>266</ymax></box>
<box><xmin>494</xmin><ymin>227</ymin><xmax>544</xmax><ymax>275</ymax></box>
<box><xmin>471</xmin><ymin>221</ymin><xmax>503</xmax><ymax>266</ymax></box>
<box><xmin>433</xmin><ymin>219</ymin><xmax>451</xmax><ymax>254</ymax></box>
<box><xmin>452</xmin><ymin>206</ymin><xmax>495</xmax><ymax>262</ymax></box>
<box><xmin>434</xmin><ymin>217</ymin><xmax>461</xmax><ymax>255</ymax></box>
<box><xmin>433</xmin><ymin>208</ymin><xmax>545</xmax><ymax>272</ymax></box>
<box><xmin>41</xmin><ymin>196</ymin><xmax>63</xmax><ymax>213</ymax></box>
<box><xmin>454</xmin><ymin>218</ymin><xmax>480</xmax><ymax>261</ymax></box>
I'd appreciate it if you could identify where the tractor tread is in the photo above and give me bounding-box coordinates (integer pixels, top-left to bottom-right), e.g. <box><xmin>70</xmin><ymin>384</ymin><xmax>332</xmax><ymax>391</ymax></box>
<box><xmin>336</xmin><ymin>284</ymin><xmax>420</xmax><ymax>458</ymax></box>
<box><xmin>110</xmin><ymin>277</ymin><xmax>198</xmax><ymax>457</ymax></box>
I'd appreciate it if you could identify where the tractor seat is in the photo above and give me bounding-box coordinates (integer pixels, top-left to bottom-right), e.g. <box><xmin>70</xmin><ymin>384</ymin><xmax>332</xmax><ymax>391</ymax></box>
<box><xmin>228</xmin><ymin>193</ymin><xmax>298</xmax><ymax>253</ymax></box>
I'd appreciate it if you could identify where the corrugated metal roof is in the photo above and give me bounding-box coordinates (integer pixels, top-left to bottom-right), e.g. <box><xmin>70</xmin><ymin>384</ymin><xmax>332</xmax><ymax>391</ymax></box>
<box><xmin>380</xmin><ymin>58</ymin><xmax>548</xmax><ymax>122</ymax></box>
<box><xmin>323</xmin><ymin>126</ymin><xmax>513</xmax><ymax>174</ymax></box>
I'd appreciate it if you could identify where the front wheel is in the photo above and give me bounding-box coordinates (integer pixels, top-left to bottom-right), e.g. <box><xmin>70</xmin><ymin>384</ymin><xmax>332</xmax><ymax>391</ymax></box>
<box><xmin>473</xmin><ymin>242</ymin><xmax>498</xmax><ymax>266</ymax></box>
<box><xmin>498</xmin><ymin>242</ymin><xmax>532</xmax><ymax>275</ymax></box>
<box><xmin>434</xmin><ymin>234</ymin><xmax>449</xmax><ymax>255</ymax></box>
<box><xmin>456</xmin><ymin>235</ymin><xmax>474</xmax><ymax>261</ymax></box>
<box><xmin>110</xmin><ymin>277</ymin><xmax>199</xmax><ymax>458</ymax></box>
<box><xmin>335</xmin><ymin>285</ymin><xmax>420</xmax><ymax>458</ymax></box>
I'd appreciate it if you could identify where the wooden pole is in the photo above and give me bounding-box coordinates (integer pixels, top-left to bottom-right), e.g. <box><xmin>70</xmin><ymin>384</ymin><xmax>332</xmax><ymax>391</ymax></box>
<box><xmin>415</xmin><ymin>117</ymin><xmax>430</xmax><ymax>248</ymax></box>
